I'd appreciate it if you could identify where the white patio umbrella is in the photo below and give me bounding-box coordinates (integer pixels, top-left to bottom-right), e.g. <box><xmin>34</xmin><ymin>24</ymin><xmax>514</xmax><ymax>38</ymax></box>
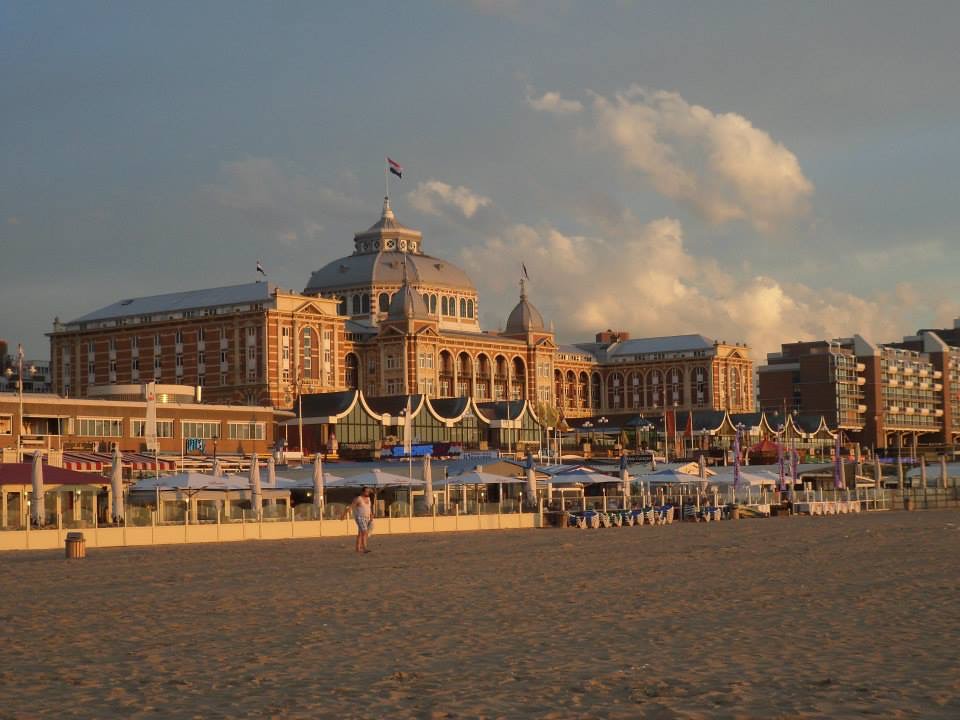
<box><xmin>698</xmin><ymin>454</ymin><xmax>707</xmax><ymax>479</ymax></box>
<box><xmin>442</xmin><ymin>470</ymin><xmax>527</xmax><ymax>485</ymax></box>
<box><xmin>31</xmin><ymin>452</ymin><xmax>45</xmax><ymax>527</ymax></box>
<box><xmin>874</xmin><ymin>458</ymin><xmax>882</xmax><ymax>489</ymax></box>
<box><xmin>526</xmin><ymin>460</ymin><xmax>537</xmax><ymax>505</ymax></box>
<box><xmin>620</xmin><ymin>463</ymin><xmax>631</xmax><ymax>500</ymax></box>
<box><xmin>111</xmin><ymin>446</ymin><xmax>125</xmax><ymax>524</ymax></box>
<box><xmin>423</xmin><ymin>455</ymin><xmax>434</xmax><ymax>509</ymax></box>
<box><xmin>312</xmin><ymin>455</ymin><xmax>324</xmax><ymax>508</ymax></box>
<box><xmin>551</xmin><ymin>468</ymin><xmax>620</xmax><ymax>485</ymax></box>
<box><xmin>267</xmin><ymin>454</ymin><xmax>277</xmax><ymax>488</ymax></box>
<box><xmin>249</xmin><ymin>454</ymin><xmax>262</xmax><ymax>517</ymax></box>
<box><xmin>211</xmin><ymin>458</ymin><xmax>224</xmax><ymax>477</ymax></box>
<box><xmin>941</xmin><ymin>455</ymin><xmax>949</xmax><ymax>490</ymax></box>
<box><xmin>920</xmin><ymin>457</ymin><xmax>927</xmax><ymax>488</ymax></box>
<box><xmin>327</xmin><ymin>468</ymin><xmax>423</xmax><ymax>488</ymax></box>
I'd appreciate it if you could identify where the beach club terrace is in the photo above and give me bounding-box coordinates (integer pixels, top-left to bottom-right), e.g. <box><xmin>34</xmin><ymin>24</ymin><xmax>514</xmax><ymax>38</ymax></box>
<box><xmin>562</xmin><ymin>408</ymin><xmax>840</xmax><ymax>462</ymax></box>
<box><xmin>281</xmin><ymin>389</ymin><xmax>543</xmax><ymax>457</ymax></box>
<box><xmin>283</xmin><ymin>388</ymin><xmax>843</xmax><ymax>462</ymax></box>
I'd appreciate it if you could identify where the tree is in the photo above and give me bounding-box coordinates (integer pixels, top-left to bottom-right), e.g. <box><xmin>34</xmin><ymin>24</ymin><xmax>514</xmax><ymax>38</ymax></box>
<box><xmin>535</xmin><ymin>401</ymin><xmax>560</xmax><ymax>429</ymax></box>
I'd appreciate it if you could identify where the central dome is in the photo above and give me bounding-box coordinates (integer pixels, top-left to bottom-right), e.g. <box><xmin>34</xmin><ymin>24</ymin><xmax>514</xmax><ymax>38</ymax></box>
<box><xmin>303</xmin><ymin>198</ymin><xmax>480</xmax><ymax>330</ymax></box>
<box><xmin>303</xmin><ymin>197</ymin><xmax>476</xmax><ymax>296</ymax></box>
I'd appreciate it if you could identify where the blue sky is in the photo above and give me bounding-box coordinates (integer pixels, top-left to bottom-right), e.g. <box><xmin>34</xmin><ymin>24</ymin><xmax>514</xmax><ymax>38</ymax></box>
<box><xmin>3</xmin><ymin>1</ymin><xmax>960</xmax><ymax>360</ymax></box>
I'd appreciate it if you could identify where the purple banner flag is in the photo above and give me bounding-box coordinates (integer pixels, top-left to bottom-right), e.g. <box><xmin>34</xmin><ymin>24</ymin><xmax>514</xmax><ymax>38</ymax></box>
<box><xmin>778</xmin><ymin>440</ymin><xmax>786</xmax><ymax>491</ymax></box>
<box><xmin>733</xmin><ymin>429</ymin><xmax>741</xmax><ymax>491</ymax></box>
<box><xmin>834</xmin><ymin>431</ymin><xmax>844</xmax><ymax>489</ymax></box>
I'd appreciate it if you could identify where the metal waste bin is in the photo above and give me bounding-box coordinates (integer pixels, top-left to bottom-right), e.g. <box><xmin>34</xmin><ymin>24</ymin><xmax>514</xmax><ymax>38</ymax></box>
<box><xmin>65</xmin><ymin>532</ymin><xmax>86</xmax><ymax>559</ymax></box>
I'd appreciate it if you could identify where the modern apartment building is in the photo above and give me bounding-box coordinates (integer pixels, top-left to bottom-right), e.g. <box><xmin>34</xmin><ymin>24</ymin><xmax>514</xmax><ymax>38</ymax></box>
<box><xmin>758</xmin><ymin>339</ymin><xmax>866</xmax><ymax>431</ymax></box>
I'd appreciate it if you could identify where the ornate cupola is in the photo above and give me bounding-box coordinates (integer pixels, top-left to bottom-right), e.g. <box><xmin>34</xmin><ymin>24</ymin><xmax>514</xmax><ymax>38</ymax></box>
<box><xmin>352</xmin><ymin>197</ymin><xmax>424</xmax><ymax>255</ymax></box>
<box><xmin>387</xmin><ymin>260</ymin><xmax>430</xmax><ymax>321</ymax></box>
<box><xmin>504</xmin><ymin>279</ymin><xmax>546</xmax><ymax>336</ymax></box>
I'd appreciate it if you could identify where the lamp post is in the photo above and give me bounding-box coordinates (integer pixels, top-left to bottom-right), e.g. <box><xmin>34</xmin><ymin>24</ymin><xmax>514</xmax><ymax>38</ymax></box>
<box><xmin>288</xmin><ymin>371</ymin><xmax>304</xmax><ymax>462</ymax></box>
<box><xmin>5</xmin><ymin>344</ymin><xmax>36</xmax><ymax>463</ymax></box>
<box><xmin>598</xmin><ymin>416</ymin><xmax>609</xmax><ymax>451</ymax></box>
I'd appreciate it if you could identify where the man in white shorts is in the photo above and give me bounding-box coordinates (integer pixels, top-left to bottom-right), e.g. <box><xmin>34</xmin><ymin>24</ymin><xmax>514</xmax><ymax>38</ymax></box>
<box><xmin>344</xmin><ymin>486</ymin><xmax>373</xmax><ymax>554</ymax></box>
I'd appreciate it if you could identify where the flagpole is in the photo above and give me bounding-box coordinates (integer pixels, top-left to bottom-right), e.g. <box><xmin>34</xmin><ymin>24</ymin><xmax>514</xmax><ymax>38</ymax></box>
<box><xmin>385</xmin><ymin>158</ymin><xmax>389</xmax><ymax>200</ymax></box>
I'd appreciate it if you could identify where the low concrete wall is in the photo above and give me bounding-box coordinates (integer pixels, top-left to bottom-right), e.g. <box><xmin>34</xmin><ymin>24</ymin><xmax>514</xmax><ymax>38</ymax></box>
<box><xmin>0</xmin><ymin>512</ymin><xmax>541</xmax><ymax>552</ymax></box>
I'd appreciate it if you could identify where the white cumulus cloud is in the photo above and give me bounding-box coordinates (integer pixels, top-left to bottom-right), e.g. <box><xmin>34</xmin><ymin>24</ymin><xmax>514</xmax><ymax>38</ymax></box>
<box><xmin>525</xmin><ymin>87</ymin><xmax>583</xmax><ymax>115</ymax></box>
<box><xmin>589</xmin><ymin>86</ymin><xmax>813</xmax><ymax>232</ymax></box>
<box><xmin>462</xmin><ymin>212</ymin><xmax>902</xmax><ymax>359</ymax></box>
<box><xmin>408</xmin><ymin>180</ymin><xmax>492</xmax><ymax>219</ymax></box>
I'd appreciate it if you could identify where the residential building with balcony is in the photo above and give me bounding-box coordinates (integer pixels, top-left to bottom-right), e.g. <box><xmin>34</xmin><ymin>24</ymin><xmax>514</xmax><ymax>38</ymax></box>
<box><xmin>758</xmin><ymin>339</ymin><xmax>866</xmax><ymax>431</ymax></box>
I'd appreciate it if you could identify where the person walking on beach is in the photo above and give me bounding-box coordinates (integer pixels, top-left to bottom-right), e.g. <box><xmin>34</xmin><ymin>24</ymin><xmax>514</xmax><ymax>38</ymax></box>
<box><xmin>343</xmin><ymin>486</ymin><xmax>373</xmax><ymax>554</ymax></box>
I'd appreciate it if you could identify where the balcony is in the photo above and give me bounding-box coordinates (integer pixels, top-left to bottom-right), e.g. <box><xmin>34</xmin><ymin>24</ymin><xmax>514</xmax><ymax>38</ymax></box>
<box><xmin>888</xmin><ymin>379</ymin><xmax>898</xmax><ymax>387</ymax></box>
<box><xmin>857</xmin><ymin>377</ymin><xmax>866</xmax><ymax>386</ymax></box>
<box><xmin>857</xmin><ymin>404</ymin><xmax>867</xmax><ymax>413</ymax></box>
<box><xmin>935</xmin><ymin>383</ymin><xmax>943</xmax><ymax>392</ymax></box>
<box><xmin>921</xmin><ymin>408</ymin><xmax>930</xmax><ymax>416</ymax></box>
<box><xmin>903</xmin><ymin>367</ymin><xmax>914</xmax><ymax>376</ymax></box>
<box><xmin>887</xmin><ymin>365</ymin><xmax>898</xmax><ymax>373</ymax></box>
<box><xmin>934</xmin><ymin>370</ymin><xmax>943</xmax><ymax>379</ymax></box>
<box><xmin>905</xmin><ymin>407</ymin><xmax>915</xmax><ymax>415</ymax></box>
<box><xmin>919</xmin><ymin>369</ymin><xmax>929</xmax><ymax>377</ymax></box>
<box><xmin>856</xmin><ymin>363</ymin><xmax>866</xmax><ymax>372</ymax></box>
<box><xmin>904</xmin><ymin>380</ymin><xmax>914</xmax><ymax>389</ymax></box>
<box><xmin>888</xmin><ymin>406</ymin><xmax>900</xmax><ymax>413</ymax></box>
<box><xmin>936</xmin><ymin>409</ymin><xmax>945</xmax><ymax>417</ymax></box>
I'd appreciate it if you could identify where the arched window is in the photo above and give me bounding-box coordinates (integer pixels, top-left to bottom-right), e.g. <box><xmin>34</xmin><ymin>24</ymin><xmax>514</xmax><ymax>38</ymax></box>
<box><xmin>554</xmin><ymin>369</ymin><xmax>564</xmax><ymax>406</ymax></box>
<box><xmin>466</xmin><ymin>299</ymin><xmax>474</xmax><ymax>319</ymax></box>
<box><xmin>693</xmin><ymin>366</ymin><xmax>709</xmax><ymax>407</ymax></box>
<box><xmin>361</xmin><ymin>293</ymin><xmax>370</xmax><ymax>314</ymax></box>
<box><xmin>422</xmin><ymin>293</ymin><xmax>430</xmax><ymax>308</ymax></box>
<box><xmin>460</xmin><ymin>298</ymin><xmax>467</xmax><ymax>317</ymax></box>
<box><xmin>302</xmin><ymin>329</ymin><xmax>313</xmax><ymax>378</ymax></box>
<box><xmin>337</xmin><ymin>297</ymin><xmax>347</xmax><ymax>315</ymax></box>
<box><xmin>345</xmin><ymin>353</ymin><xmax>359</xmax><ymax>390</ymax></box>
<box><xmin>648</xmin><ymin>370</ymin><xmax>662</xmax><ymax>408</ymax></box>
<box><xmin>448</xmin><ymin>296</ymin><xmax>456</xmax><ymax>316</ymax></box>
<box><xmin>669</xmin><ymin>367</ymin><xmax>683</xmax><ymax>406</ymax></box>
<box><xmin>378</xmin><ymin>293</ymin><xmax>390</xmax><ymax>312</ymax></box>
<box><xmin>430</xmin><ymin>294</ymin><xmax>437</xmax><ymax>314</ymax></box>
<box><xmin>578</xmin><ymin>372</ymin><xmax>589</xmax><ymax>408</ymax></box>
<box><xmin>590</xmin><ymin>373</ymin><xmax>602</xmax><ymax>409</ymax></box>
<box><xmin>441</xmin><ymin>297</ymin><xmax>448</xmax><ymax>316</ymax></box>
<box><xmin>607</xmin><ymin>372</ymin><xmax>625</xmax><ymax>408</ymax></box>
<box><xmin>351</xmin><ymin>295</ymin><xmax>361</xmax><ymax>314</ymax></box>
<box><xmin>627</xmin><ymin>372</ymin><xmax>641</xmax><ymax>408</ymax></box>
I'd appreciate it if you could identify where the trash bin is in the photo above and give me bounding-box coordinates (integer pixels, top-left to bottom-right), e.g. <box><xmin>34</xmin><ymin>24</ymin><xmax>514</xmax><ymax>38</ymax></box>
<box><xmin>65</xmin><ymin>532</ymin><xmax>86</xmax><ymax>559</ymax></box>
<box><xmin>729</xmin><ymin>505</ymin><xmax>740</xmax><ymax>521</ymax></box>
<box><xmin>903</xmin><ymin>496</ymin><xmax>915</xmax><ymax>512</ymax></box>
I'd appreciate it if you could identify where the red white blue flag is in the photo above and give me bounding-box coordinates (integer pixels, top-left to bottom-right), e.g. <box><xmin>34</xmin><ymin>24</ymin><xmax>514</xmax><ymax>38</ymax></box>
<box><xmin>387</xmin><ymin>157</ymin><xmax>403</xmax><ymax>179</ymax></box>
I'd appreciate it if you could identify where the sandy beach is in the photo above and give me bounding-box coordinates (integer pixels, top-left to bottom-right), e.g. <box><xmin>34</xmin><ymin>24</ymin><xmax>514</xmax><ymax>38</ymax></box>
<box><xmin>2</xmin><ymin>511</ymin><xmax>960</xmax><ymax>719</ymax></box>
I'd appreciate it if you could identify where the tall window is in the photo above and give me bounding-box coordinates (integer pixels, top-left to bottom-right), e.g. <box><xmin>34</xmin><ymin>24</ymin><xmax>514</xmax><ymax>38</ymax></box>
<box><xmin>302</xmin><ymin>329</ymin><xmax>313</xmax><ymax>376</ymax></box>
<box><xmin>352</xmin><ymin>295</ymin><xmax>361</xmax><ymax>314</ymax></box>
<box><xmin>379</xmin><ymin>293</ymin><xmax>390</xmax><ymax>312</ymax></box>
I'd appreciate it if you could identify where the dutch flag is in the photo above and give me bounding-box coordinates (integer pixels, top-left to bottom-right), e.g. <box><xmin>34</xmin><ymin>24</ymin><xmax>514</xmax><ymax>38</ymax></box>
<box><xmin>256</xmin><ymin>260</ymin><xmax>266</xmax><ymax>276</ymax></box>
<box><xmin>387</xmin><ymin>157</ymin><xmax>403</xmax><ymax>179</ymax></box>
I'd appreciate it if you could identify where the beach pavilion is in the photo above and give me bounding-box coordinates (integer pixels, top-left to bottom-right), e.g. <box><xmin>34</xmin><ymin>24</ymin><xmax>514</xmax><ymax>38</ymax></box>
<box><xmin>0</xmin><ymin>461</ymin><xmax>112</xmax><ymax>529</ymax></box>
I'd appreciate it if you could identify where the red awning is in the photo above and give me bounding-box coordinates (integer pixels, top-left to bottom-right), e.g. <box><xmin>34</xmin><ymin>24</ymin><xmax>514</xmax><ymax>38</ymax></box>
<box><xmin>60</xmin><ymin>452</ymin><xmax>106</xmax><ymax>472</ymax></box>
<box><xmin>0</xmin><ymin>463</ymin><xmax>109</xmax><ymax>486</ymax></box>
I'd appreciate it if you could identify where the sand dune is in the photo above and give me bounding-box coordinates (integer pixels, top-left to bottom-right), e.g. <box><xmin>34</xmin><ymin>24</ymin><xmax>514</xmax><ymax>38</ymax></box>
<box><xmin>2</xmin><ymin>510</ymin><xmax>959</xmax><ymax>718</ymax></box>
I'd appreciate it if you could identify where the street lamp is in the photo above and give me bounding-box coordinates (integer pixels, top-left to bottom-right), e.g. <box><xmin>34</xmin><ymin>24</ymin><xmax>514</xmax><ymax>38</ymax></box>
<box><xmin>5</xmin><ymin>344</ymin><xmax>36</xmax><ymax>462</ymax></box>
<box><xmin>288</xmin><ymin>370</ymin><xmax>304</xmax><ymax>463</ymax></box>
